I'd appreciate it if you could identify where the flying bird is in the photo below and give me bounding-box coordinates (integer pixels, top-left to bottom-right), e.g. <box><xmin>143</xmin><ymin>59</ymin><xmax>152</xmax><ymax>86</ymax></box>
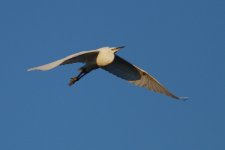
<box><xmin>28</xmin><ymin>46</ymin><xmax>187</xmax><ymax>100</ymax></box>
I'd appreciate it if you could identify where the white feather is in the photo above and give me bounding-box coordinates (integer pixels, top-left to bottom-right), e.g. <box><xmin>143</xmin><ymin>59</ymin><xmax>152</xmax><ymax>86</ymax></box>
<box><xmin>27</xmin><ymin>50</ymin><xmax>99</xmax><ymax>71</ymax></box>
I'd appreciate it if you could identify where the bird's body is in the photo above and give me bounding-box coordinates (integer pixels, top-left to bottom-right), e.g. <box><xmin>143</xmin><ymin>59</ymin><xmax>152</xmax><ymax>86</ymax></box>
<box><xmin>96</xmin><ymin>48</ymin><xmax>115</xmax><ymax>66</ymax></box>
<box><xmin>28</xmin><ymin>46</ymin><xmax>187</xmax><ymax>100</ymax></box>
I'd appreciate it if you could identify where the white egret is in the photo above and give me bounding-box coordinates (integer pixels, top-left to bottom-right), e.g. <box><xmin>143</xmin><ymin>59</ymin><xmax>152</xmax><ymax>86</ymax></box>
<box><xmin>28</xmin><ymin>46</ymin><xmax>187</xmax><ymax>100</ymax></box>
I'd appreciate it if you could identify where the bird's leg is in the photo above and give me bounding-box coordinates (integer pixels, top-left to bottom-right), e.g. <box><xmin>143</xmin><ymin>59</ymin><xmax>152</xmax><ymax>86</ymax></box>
<box><xmin>68</xmin><ymin>70</ymin><xmax>89</xmax><ymax>86</ymax></box>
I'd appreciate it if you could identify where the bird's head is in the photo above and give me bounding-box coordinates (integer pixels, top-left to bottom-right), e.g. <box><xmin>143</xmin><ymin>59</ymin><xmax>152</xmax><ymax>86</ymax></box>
<box><xmin>111</xmin><ymin>46</ymin><xmax>125</xmax><ymax>53</ymax></box>
<box><xmin>98</xmin><ymin>46</ymin><xmax>125</xmax><ymax>53</ymax></box>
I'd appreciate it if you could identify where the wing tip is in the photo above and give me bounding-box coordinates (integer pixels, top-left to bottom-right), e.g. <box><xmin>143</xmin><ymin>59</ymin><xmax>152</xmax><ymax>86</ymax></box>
<box><xmin>27</xmin><ymin>66</ymin><xmax>45</xmax><ymax>71</ymax></box>
<box><xmin>27</xmin><ymin>68</ymin><xmax>35</xmax><ymax>71</ymax></box>
<box><xmin>176</xmin><ymin>96</ymin><xmax>189</xmax><ymax>101</ymax></box>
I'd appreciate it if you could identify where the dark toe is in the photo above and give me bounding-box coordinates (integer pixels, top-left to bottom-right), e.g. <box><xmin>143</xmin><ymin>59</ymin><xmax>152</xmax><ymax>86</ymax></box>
<box><xmin>68</xmin><ymin>77</ymin><xmax>78</xmax><ymax>86</ymax></box>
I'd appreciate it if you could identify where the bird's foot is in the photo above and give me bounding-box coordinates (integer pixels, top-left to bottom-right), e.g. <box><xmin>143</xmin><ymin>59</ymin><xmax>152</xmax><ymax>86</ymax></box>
<box><xmin>68</xmin><ymin>77</ymin><xmax>78</xmax><ymax>86</ymax></box>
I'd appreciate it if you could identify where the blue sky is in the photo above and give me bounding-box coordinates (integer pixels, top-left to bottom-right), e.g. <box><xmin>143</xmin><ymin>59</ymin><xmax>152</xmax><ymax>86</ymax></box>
<box><xmin>0</xmin><ymin>0</ymin><xmax>225</xmax><ymax>149</ymax></box>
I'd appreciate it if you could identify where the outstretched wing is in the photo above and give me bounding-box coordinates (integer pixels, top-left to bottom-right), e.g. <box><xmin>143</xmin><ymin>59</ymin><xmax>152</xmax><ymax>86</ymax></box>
<box><xmin>27</xmin><ymin>50</ymin><xmax>99</xmax><ymax>71</ymax></box>
<box><xmin>102</xmin><ymin>55</ymin><xmax>187</xmax><ymax>100</ymax></box>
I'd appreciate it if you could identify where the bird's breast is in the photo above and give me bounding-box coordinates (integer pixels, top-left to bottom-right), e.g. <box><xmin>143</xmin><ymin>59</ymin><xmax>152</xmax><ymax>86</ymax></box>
<box><xmin>96</xmin><ymin>52</ymin><xmax>115</xmax><ymax>66</ymax></box>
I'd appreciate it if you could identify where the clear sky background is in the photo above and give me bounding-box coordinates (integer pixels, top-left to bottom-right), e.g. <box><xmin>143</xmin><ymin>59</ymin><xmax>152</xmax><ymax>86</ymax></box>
<box><xmin>0</xmin><ymin>0</ymin><xmax>224</xmax><ymax>150</ymax></box>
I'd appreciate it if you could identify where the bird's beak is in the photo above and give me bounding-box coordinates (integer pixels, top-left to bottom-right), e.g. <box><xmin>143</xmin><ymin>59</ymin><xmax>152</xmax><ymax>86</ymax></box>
<box><xmin>114</xmin><ymin>46</ymin><xmax>125</xmax><ymax>52</ymax></box>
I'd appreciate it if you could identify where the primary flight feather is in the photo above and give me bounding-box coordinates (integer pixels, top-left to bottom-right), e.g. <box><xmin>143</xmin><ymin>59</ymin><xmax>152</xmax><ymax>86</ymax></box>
<box><xmin>28</xmin><ymin>46</ymin><xmax>187</xmax><ymax>100</ymax></box>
